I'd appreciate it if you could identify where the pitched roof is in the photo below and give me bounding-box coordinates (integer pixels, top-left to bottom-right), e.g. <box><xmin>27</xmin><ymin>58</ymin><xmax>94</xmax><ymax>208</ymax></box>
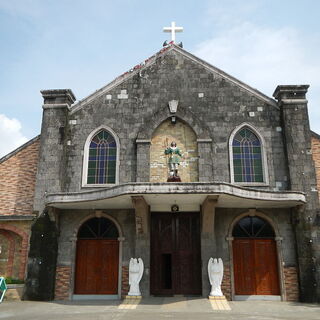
<box><xmin>70</xmin><ymin>44</ymin><xmax>277</xmax><ymax>114</ymax></box>
<box><xmin>311</xmin><ymin>130</ymin><xmax>320</xmax><ymax>140</ymax></box>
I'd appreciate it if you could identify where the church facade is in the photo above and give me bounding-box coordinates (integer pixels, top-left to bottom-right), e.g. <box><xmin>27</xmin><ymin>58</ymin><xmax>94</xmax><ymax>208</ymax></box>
<box><xmin>2</xmin><ymin>43</ymin><xmax>319</xmax><ymax>302</ymax></box>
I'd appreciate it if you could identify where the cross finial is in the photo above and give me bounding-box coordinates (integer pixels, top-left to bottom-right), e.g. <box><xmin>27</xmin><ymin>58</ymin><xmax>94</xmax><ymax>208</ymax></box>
<box><xmin>163</xmin><ymin>21</ymin><xmax>183</xmax><ymax>43</ymax></box>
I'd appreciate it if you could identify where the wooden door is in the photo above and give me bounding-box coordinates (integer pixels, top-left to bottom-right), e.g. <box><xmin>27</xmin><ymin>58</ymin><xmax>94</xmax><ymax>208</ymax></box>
<box><xmin>75</xmin><ymin>239</ymin><xmax>119</xmax><ymax>294</ymax></box>
<box><xmin>233</xmin><ymin>239</ymin><xmax>280</xmax><ymax>295</ymax></box>
<box><xmin>151</xmin><ymin>212</ymin><xmax>201</xmax><ymax>295</ymax></box>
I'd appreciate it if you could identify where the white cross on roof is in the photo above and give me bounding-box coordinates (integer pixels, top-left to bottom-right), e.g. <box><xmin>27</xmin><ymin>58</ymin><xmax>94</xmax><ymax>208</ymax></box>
<box><xmin>163</xmin><ymin>21</ymin><xmax>183</xmax><ymax>43</ymax></box>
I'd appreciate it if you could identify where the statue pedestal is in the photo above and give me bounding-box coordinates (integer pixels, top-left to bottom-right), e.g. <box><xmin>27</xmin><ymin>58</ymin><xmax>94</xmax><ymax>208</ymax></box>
<box><xmin>208</xmin><ymin>295</ymin><xmax>226</xmax><ymax>300</ymax></box>
<box><xmin>167</xmin><ymin>175</ymin><xmax>181</xmax><ymax>182</ymax></box>
<box><xmin>123</xmin><ymin>295</ymin><xmax>142</xmax><ymax>299</ymax></box>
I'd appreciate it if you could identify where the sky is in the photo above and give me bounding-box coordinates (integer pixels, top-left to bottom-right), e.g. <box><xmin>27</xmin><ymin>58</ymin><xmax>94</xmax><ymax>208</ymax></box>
<box><xmin>0</xmin><ymin>0</ymin><xmax>320</xmax><ymax>157</ymax></box>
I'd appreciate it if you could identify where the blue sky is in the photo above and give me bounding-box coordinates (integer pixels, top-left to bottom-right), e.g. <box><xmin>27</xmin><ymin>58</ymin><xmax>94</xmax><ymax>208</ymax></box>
<box><xmin>0</xmin><ymin>0</ymin><xmax>320</xmax><ymax>157</ymax></box>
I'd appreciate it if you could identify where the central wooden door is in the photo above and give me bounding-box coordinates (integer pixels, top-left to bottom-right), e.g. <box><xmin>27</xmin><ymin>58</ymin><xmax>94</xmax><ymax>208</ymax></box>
<box><xmin>75</xmin><ymin>239</ymin><xmax>119</xmax><ymax>294</ymax></box>
<box><xmin>151</xmin><ymin>212</ymin><xmax>201</xmax><ymax>295</ymax></box>
<box><xmin>233</xmin><ymin>239</ymin><xmax>280</xmax><ymax>295</ymax></box>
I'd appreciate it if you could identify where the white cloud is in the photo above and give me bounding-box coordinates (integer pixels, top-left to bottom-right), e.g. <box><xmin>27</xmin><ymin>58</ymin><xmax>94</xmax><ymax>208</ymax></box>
<box><xmin>0</xmin><ymin>114</ymin><xmax>28</xmax><ymax>158</ymax></box>
<box><xmin>194</xmin><ymin>21</ymin><xmax>320</xmax><ymax>133</ymax></box>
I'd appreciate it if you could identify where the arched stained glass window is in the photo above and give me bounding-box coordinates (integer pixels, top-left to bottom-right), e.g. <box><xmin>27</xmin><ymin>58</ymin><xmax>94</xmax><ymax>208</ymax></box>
<box><xmin>78</xmin><ymin>217</ymin><xmax>119</xmax><ymax>239</ymax></box>
<box><xmin>87</xmin><ymin>130</ymin><xmax>117</xmax><ymax>184</ymax></box>
<box><xmin>232</xmin><ymin>127</ymin><xmax>263</xmax><ymax>183</ymax></box>
<box><xmin>232</xmin><ymin>216</ymin><xmax>275</xmax><ymax>238</ymax></box>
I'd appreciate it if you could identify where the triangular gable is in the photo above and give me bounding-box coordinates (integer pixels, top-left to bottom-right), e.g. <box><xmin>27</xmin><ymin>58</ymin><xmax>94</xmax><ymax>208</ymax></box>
<box><xmin>70</xmin><ymin>44</ymin><xmax>277</xmax><ymax>114</ymax></box>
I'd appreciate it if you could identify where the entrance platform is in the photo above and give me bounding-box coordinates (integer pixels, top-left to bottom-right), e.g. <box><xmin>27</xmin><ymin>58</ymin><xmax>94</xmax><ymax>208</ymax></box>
<box><xmin>1</xmin><ymin>297</ymin><xmax>320</xmax><ymax>320</ymax></box>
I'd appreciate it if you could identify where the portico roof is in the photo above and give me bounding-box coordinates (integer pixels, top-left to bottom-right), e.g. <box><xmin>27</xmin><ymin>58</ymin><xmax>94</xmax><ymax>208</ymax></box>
<box><xmin>46</xmin><ymin>182</ymin><xmax>305</xmax><ymax>211</ymax></box>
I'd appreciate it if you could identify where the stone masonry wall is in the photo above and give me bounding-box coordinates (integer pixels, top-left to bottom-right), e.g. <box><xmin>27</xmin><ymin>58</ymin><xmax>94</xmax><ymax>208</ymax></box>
<box><xmin>39</xmin><ymin>47</ymin><xmax>289</xmax><ymax>199</ymax></box>
<box><xmin>311</xmin><ymin>134</ymin><xmax>320</xmax><ymax>201</ymax></box>
<box><xmin>0</xmin><ymin>137</ymin><xmax>40</xmax><ymax>216</ymax></box>
<box><xmin>150</xmin><ymin>119</ymin><xmax>198</xmax><ymax>182</ymax></box>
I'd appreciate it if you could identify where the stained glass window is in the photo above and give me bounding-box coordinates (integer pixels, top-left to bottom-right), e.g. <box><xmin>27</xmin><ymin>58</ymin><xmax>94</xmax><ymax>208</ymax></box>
<box><xmin>232</xmin><ymin>216</ymin><xmax>275</xmax><ymax>238</ymax></box>
<box><xmin>87</xmin><ymin>130</ymin><xmax>117</xmax><ymax>184</ymax></box>
<box><xmin>78</xmin><ymin>217</ymin><xmax>119</xmax><ymax>239</ymax></box>
<box><xmin>232</xmin><ymin>127</ymin><xmax>263</xmax><ymax>183</ymax></box>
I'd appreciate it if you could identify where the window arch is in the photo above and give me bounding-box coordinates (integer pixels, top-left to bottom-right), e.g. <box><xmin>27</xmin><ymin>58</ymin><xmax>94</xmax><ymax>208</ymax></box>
<box><xmin>232</xmin><ymin>216</ymin><xmax>275</xmax><ymax>238</ymax></box>
<box><xmin>82</xmin><ymin>126</ymin><xmax>119</xmax><ymax>186</ymax></box>
<box><xmin>229</xmin><ymin>124</ymin><xmax>268</xmax><ymax>185</ymax></box>
<box><xmin>77</xmin><ymin>217</ymin><xmax>119</xmax><ymax>239</ymax></box>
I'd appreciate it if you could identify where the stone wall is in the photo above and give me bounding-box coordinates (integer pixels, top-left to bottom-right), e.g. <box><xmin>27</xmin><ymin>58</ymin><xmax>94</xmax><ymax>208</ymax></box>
<box><xmin>35</xmin><ymin>48</ymin><xmax>288</xmax><ymax>205</ymax></box>
<box><xmin>150</xmin><ymin>119</ymin><xmax>198</xmax><ymax>182</ymax></box>
<box><xmin>311</xmin><ymin>133</ymin><xmax>320</xmax><ymax>201</ymax></box>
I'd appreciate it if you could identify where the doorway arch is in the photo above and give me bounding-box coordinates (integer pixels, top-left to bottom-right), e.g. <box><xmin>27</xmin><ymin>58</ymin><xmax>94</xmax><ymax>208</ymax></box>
<box><xmin>74</xmin><ymin>216</ymin><xmax>120</xmax><ymax>295</ymax></box>
<box><xmin>231</xmin><ymin>214</ymin><xmax>280</xmax><ymax>297</ymax></box>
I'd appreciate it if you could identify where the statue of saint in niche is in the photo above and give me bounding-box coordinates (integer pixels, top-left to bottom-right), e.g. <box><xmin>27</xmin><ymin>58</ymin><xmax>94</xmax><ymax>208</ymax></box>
<box><xmin>164</xmin><ymin>141</ymin><xmax>183</xmax><ymax>182</ymax></box>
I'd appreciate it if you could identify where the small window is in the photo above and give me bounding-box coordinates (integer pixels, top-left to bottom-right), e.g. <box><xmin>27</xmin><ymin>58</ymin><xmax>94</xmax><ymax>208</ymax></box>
<box><xmin>232</xmin><ymin>127</ymin><xmax>264</xmax><ymax>183</ymax></box>
<box><xmin>232</xmin><ymin>216</ymin><xmax>275</xmax><ymax>238</ymax></box>
<box><xmin>78</xmin><ymin>217</ymin><xmax>119</xmax><ymax>239</ymax></box>
<box><xmin>87</xmin><ymin>130</ymin><xmax>117</xmax><ymax>184</ymax></box>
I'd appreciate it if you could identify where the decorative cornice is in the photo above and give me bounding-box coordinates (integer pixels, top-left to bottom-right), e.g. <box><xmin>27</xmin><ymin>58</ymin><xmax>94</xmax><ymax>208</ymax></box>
<box><xmin>197</xmin><ymin>138</ymin><xmax>213</xmax><ymax>143</ymax></box>
<box><xmin>136</xmin><ymin>139</ymin><xmax>151</xmax><ymax>144</ymax></box>
<box><xmin>280</xmin><ymin>99</ymin><xmax>308</xmax><ymax>105</ymax></box>
<box><xmin>0</xmin><ymin>215</ymin><xmax>36</xmax><ymax>221</ymax></box>
<box><xmin>42</xmin><ymin>103</ymin><xmax>70</xmax><ymax>110</ymax></box>
<box><xmin>46</xmin><ymin>182</ymin><xmax>306</xmax><ymax>206</ymax></box>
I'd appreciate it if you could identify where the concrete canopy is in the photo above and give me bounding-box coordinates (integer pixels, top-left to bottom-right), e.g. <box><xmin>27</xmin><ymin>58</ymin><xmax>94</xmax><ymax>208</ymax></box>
<box><xmin>46</xmin><ymin>182</ymin><xmax>305</xmax><ymax>211</ymax></box>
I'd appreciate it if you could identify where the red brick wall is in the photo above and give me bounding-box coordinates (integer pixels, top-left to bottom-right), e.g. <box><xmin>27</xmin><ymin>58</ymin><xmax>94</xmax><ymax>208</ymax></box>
<box><xmin>0</xmin><ymin>223</ymin><xmax>29</xmax><ymax>280</ymax></box>
<box><xmin>55</xmin><ymin>266</ymin><xmax>71</xmax><ymax>300</ymax></box>
<box><xmin>311</xmin><ymin>136</ymin><xmax>320</xmax><ymax>201</ymax></box>
<box><xmin>121</xmin><ymin>265</ymin><xmax>129</xmax><ymax>297</ymax></box>
<box><xmin>221</xmin><ymin>265</ymin><xmax>231</xmax><ymax>300</ymax></box>
<box><xmin>0</xmin><ymin>137</ymin><xmax>40</xmax><ymax>216</ymax></box>
<box><xmin>284</xmin><ymin>266</ymin><xmax>299</xmax><ymax>301</ymax></box>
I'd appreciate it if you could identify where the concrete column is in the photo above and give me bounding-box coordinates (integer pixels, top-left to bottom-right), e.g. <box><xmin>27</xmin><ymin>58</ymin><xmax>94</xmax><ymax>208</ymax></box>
<box><xmin>201</xmin><ymin>196</ymin><xmax>218</xmax><ymax>296</ymax></box>
<box><xmin>131</xmin><ymin>196</ymin><xmax>150</xmax><ymax>296</ymax></box>
<box><xmin>274</xmin><ymin>85</ymin><xmax>320</xmax><ymax>302</ymax></box>
<box><xmin>136</xmin><ymin>140</ymin><xmax>151</xmax><ymax>182</ymax></box>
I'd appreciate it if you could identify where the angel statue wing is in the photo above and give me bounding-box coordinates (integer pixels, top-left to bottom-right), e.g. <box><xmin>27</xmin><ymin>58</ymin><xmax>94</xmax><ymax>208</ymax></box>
<box><xmin>208</xmin><ymin>258</ymin><xmax>214</xmax><ymax>285</ymax></box>
<box><xmin>129</xmin><ymin>258</ymin><xmax>134</xmax><ymax>285</ymax></box>
<box><xmin>137</xmin><ymin>258</ymin><xmax>144</xmax><ymax>283</ymax></box>
<box><xmin>218</xmin><ymin>258</ymin><xmax>224</xmax><ymax>285</ymax></box>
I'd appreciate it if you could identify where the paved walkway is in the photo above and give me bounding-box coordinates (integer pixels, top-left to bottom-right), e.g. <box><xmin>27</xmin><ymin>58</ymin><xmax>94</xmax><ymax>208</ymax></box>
<box><xmin>1</xmin><ymin>297</ymin><xmax>320</xmax><ymax>320</ymax></box>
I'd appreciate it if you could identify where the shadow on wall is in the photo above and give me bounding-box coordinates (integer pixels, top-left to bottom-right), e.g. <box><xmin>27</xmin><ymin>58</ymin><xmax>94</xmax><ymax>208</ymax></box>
<box><xmin>23</xmin><ymin>211</ymin><xmax>58</xmax><ymax>301</ymax></box>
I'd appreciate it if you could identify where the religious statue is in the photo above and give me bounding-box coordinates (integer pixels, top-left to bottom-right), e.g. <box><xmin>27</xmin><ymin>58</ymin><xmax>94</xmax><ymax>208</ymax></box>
<box><xmin>164</xmin><ymin>141</ymin><xmax>183</xmax><ymax>181</ymax></box>
<box><xmin>208</xmin><ymin>258</ymin><xmax>224</xmax><ymax>297</ymax></box>
<box><xmin>128</xmin><ymin>258</ymin><xmax>144</xmax><ymax>296</ymax></box>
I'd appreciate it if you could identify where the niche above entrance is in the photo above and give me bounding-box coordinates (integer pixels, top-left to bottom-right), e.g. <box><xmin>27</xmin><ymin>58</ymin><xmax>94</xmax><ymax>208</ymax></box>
<box><xmin>150</xmin><ymin>118</ymin><xmax>199</xmax><ymax>182</ymax></box>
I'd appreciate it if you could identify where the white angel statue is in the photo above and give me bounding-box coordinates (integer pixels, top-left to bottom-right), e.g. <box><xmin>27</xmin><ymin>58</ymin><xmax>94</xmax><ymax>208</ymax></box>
<box><xmin>208</xmin><ymin>258</ymin><xmax>224</xmax><ymax>296</ymax></box>
<box><xmin>128</xmin><ymin>258</ymin><xmax>144</xmax><ymax>296</ymax></box>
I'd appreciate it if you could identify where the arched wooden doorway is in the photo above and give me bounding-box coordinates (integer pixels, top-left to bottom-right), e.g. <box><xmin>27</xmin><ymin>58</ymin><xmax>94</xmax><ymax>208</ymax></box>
<box><xmin>232</xmin><ymin>216</ymin><xmax>280</xmax><ymax>296</ymax></box>
<box><xmin>74</xmin><ymin>217</ymin><xmax>119</xmax><ymax>294</ymax></box>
